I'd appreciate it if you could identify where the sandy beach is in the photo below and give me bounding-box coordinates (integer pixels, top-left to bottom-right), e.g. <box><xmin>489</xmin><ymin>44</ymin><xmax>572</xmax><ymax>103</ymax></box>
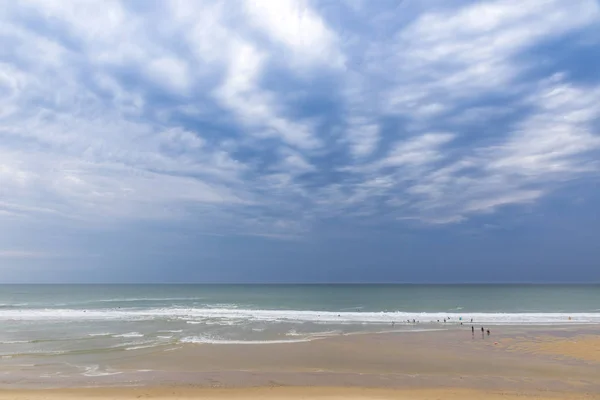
<box><xmin>0</xmin><ymin>387</ymin><xmax>597</xmax><ymax>400</ymax></box>
<box><xmin>1</xmin><ymin>326</ymin><xmax>599</xmax><ymax>399</ymax></box>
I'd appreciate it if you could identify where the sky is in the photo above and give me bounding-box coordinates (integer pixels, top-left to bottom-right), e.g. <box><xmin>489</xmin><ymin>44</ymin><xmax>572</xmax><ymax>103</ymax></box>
<box><xmin>1</xmin><ymin>0</ymin><xmax>600</xmax><ymax>283</ymax></box>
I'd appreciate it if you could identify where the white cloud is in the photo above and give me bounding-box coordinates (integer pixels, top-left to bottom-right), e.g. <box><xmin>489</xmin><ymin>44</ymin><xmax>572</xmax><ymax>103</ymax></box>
<box><xmin>464</xmin><ymin>190</ymin><xmax>543</xmax><ymax>214</ymax></box>
<box><xmin>346</xmin><ymin>118</ymin><xmax>380</xmax><ymax>158</ymax></box>
<box><xmin>146</xmin><ymin>57</ymin><xmax>191</xmax><ymax>93</ymax></box>
<box><xmin>395</xmin><ymin>77</ymin><xmax>600</xmax><ymax>223</ymax></box>
<box><xmin>243</xmin><ymin>0</ymin><xmax>344</xmax><ymax>68</ymax></box>
<box><xmin>278</xmin><ymin>148</ymin><xmax>316</xmax><ymax>174</ymax></box>
<box><xmin>379</xmin><ymin>0</ymin><xmax>600</xmax><ymax>114</ymax></box>
<box><xmin>214</xmin><ymin>40</ymin><xmax>320</xmax><ymax>149</ymax></box>
<box><xmin>488</xmin><ymin>78</ymin><xmax>600</xmax><ymax>177</ymax></box>
<box><xmin>378</xmin><ymin>133</ymin><xmax>455</xmax><ymax>168</ymax></box>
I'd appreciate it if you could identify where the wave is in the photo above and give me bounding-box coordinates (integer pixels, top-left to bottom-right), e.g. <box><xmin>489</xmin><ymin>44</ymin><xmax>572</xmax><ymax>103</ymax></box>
<box><xmin>92</xmin><ymin>297</ymin><xmax>206</xmax><ymax>304</ymax></box>
<box><xmin>112</xmin><ymin>332</ymin><xmax>144</xmax><ymax>338</ymax></box>
<box><xmin>81</xmin><ymin>365</ymin><xmax>123</xmax><ymax>377</ymax></box>
<box><xmin>125</xmin><ymin>344</ymin><xmax>161</xmax><ymax>351</ymax></box>
<box><xmin>0</xmin><ymin>307</ymin><xmax>599</xmax><ymax>325</ymax></box>
<box><xmin>0</xmin><ymin>303</ymin><xmax>29</xmax><ymax>308</ymax></box>
<box><xmin>180</xmin><ymin>335</ymin><xmax>312</xmax><ymax>345</ymax></box>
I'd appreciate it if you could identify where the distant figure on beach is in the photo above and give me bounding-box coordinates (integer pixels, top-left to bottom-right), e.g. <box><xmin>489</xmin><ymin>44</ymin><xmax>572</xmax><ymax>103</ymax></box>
<box><xmin>471</xmin><ymin>326</ymin><xmax>474</xmax><ymax>334</ymax></box>
<box><xmin>470</xmin><ymin>318</ymin><xmax>473</xmax><ymax>323</ymax></box>
<box><xmin>392</xmin><ymin>321</ymin><xmax>395</xmax><ymax>327</ymax></box>
<box><xmin>487</xmin><ymin>329</ymin><xmax>490</xmax><ymax>336</ymax></box>
<box><xmin>443</xmin><ymin>319</ymin><xmax>446</xmax><ymax>323</ymax></box>
<box><xmin>481</xmin><ymin>327</ymin><xmax>484</xmax><ymax>333</ymax></box>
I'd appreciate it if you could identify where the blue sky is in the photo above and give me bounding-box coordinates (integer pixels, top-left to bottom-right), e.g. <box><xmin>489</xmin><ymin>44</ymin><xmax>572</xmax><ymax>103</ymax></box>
<box><xmin>1</xmin><ymin>0</ymin><xmax>600</xmax><ymax>283</ymax></box>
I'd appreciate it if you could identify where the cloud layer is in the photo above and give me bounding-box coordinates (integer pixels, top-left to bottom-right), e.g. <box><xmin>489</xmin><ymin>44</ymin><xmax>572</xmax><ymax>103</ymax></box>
<box><xmin>1</xmin><ymin>0</ymin><xmax>600</xmax><ymax>256</ymax></box>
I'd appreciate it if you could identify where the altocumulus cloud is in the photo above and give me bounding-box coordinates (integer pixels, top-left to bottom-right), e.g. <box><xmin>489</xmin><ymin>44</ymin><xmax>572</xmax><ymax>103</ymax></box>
<box><xmin>1</xmin><ymin>0</ymin><xmax>600</xmax><ymax>257</ymax></box>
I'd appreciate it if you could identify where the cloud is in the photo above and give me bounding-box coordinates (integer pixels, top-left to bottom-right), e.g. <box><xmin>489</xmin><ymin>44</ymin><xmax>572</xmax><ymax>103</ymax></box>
<box><xmin>378</xmin><ymin>133</ymin><xmax>455</xmax><ymax>168</ymax></box>
<box><xmin>343</xmin><ymin>0</ymin><xmax>600</xmax><ymax>137</ymax></box>
<box><xmin>214</xmin><ymin>40</ymin><xmax>320</xmax><ymax>149</ymax></box>
<box><xmin>0</xmin><ymin>0</ymin><xmax>599</xmax><ymax>246</ymax></box>
<box><xmin>464</xmin><ymin>190</ymin><xmax>543</xmax><ymax>214</ymax></box>
<box><xmin>243</xmin><ymin>0</ymin><xmax>344</xmax><ymax>68</ymax></box>
<box><xmin>146</xmin><ymin>56</ymin><xmax>191</xmax><ymax>93</ymax></box>
<box><xmin>345</xmin><ymin>117</ymin><xmax>380</xmax><ymax>158</ymax></box>
<box><xmin>487</xmin><ymin>76</ymin><xmax>600</xmax><ymax>178</ymax></box>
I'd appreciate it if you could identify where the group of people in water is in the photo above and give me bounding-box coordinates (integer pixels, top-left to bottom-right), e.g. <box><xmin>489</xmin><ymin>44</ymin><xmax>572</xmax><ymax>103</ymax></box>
<box><xmin>390</xmin><ymin>317</ymin><xmax>491</xmax><ymax>337</ymax></box>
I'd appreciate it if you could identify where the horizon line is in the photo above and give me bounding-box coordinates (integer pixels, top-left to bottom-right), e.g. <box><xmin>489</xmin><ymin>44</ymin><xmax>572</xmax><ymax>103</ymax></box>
<box><xmin>1</xmin><ymin>282</ymin><xmax>599</xmax><ymax>285</ymax></box>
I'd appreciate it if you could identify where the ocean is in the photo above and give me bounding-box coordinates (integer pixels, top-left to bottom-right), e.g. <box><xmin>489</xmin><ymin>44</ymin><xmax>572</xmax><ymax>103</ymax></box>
<box><xmin>1</xmin><ymin>284</ymin><xmax>599</xmax><ymax>381</ymax></box>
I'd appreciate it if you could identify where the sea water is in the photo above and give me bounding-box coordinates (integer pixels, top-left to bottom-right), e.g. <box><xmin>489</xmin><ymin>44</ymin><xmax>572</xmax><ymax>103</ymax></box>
<box><xmin>0</xmin><ymin>284</ymin><xmax>599</xmax><ymax>377</ymax></box>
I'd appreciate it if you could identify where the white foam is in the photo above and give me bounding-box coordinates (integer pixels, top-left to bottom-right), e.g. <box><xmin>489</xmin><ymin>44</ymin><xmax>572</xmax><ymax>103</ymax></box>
<box><xmin>112</xmin><ymin>332</ymin><xmax>144</xmax><ymax>338</ymax></box>
<box><xmin>180</xmin><ymin>335</ymin><xmax>312</xmax><ymax>345</ymax></box>
<box><xmin>1</xmin><ymin>307</ymin><xmax>599</xmax><ymax>325</ymax></box>
<box><xmin>125</xmin><ymin>344</ymin><xmax>159</xmax><ymax>351</ymax></box>
<box><xmin>81</xmin><ymin>365</ymin><xmax>122</xmax><ymax>377</ymax></box>
<box><xmin>286</xmin><ymin>329</ymin><xmax>340</xmax><ymax>338</ymax></box>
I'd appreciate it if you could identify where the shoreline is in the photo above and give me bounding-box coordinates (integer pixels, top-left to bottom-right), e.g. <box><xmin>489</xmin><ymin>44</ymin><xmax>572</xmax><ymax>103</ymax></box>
<box><xmin>1</xmin><ymin>325</ymin><xmax>599</xmax><ymax>394</ymax></box>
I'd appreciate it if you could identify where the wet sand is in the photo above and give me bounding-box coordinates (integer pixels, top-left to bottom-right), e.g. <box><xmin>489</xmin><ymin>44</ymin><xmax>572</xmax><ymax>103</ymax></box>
<box><xmin>0</xmin><ymin>387</ymin><xmax>598</xmax><ymax>400</ymax></box>
<box><xmin>498</xmin><ymin>334</ymin><xmax>600</xmax><ymax>362</ymax></box>
<box><xmin>1</xmin><ymin>326</ymin><xmax>599</xmax><ymax>398</ymax></box>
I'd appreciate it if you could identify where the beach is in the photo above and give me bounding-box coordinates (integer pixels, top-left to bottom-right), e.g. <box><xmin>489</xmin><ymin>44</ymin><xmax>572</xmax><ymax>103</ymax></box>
<box><xmin>1</xmin><ymin>285</ymin><xmax>599</xmax><ymax>398</ymax></box>
<box><xmin>1</xmin><ymin>326</ymin><xmax>599</xmax><ymax>398</ymax></box>
<box><xmin>0</xmin><ymin>387</ymin><xmax>598</xmax><ymax>400</ymax></box>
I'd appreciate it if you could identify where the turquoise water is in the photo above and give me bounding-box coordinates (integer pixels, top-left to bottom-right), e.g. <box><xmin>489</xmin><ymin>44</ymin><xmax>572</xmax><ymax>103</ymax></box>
<box><xmin>0</xmin><ymin>284</ymin><xmax>599</xmax><ymax>358</ymax></box>
<box><xmin>3</xmin><ymin>284</ymin><xmax>600</xmax><ymax>312</ymax></box>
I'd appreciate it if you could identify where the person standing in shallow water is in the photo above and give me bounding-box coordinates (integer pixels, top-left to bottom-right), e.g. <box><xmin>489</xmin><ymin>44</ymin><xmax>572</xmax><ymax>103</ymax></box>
<box><xmin>471</xmin><ymin>326</ymin><xmax>474</xmax><ymax>334</ymax></box>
